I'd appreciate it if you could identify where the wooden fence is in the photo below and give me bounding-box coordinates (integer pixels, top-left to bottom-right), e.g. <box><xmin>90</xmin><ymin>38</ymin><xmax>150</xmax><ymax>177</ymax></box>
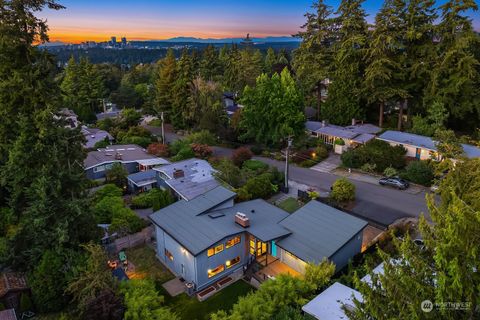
<box><xmin>107</xmin><ymin>226</ymin><xmax>154</xmax><ymax>253</ymax></box>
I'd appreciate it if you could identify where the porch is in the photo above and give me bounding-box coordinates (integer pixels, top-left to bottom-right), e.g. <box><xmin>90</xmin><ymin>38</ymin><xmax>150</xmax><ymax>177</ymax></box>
<box><xmin>255</xmin><ymin>256</ymin><xmax>301</xmax><ymax>281</ymax></box>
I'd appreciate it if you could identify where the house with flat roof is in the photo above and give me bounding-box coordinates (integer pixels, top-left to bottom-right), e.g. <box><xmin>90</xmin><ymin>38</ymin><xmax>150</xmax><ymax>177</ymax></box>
<box><xmin>149</xmin><ymin>191</ymin><xmax>367</xmax><ymax>292</ymax></box>
<box><xmin>81</xmin><ymin>126</ymin><xmax>113</xmax><ymax>149</ymax></box>
<box><xmin>153</xmin><ymin>158</ymin><xmax>219</xmax><ymax>201</ymax></box>
<box><xmin>84</xmin><ymin>144</ymin><xmax>169</xmax><ymax>180</ymax></box>
<box><xmin>127</xmin><ymin>170</ymin><xmax>158</xmax><ymax>193</ymax></box>
<box><xmin>377</xmin><ymin>130</ymin><xmax>480</xmax><ymax>160</ymax></box>
<box><xmin>306</xmin><ymin>120</ymin><xmax>381</xmax><ymax>151</ymax></box>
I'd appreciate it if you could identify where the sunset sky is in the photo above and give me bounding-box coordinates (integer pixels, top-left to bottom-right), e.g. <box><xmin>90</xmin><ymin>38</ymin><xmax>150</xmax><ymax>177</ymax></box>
<box><xmin>40</xmin><ymin>0</ymin><xmax>480</xmax><ymax>43</ymax></box>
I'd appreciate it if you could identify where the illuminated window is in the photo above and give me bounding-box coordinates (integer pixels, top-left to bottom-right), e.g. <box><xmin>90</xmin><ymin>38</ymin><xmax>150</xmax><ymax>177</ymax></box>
<box><xmin>226</xmin><ymin>256</ymin><xmax>240</xmax><ymax>269</ymax></box>
<box><xmin>249</xmin><ymin>239</ymin><xmax>255</xmax><ymax>255</ymax></box>
<box><xmin>207</xmin><ymin>248</ymin><xmax>215</xmax><ymax>257</ymax></box>
<box><xmin>215</xmin><ymin>244</ymin><xmax>224</xmax><ymax>254</ymax></box>
<box><xmin>208</xmin><ymin>264</ymin><xmax>225</xmax><ymax>278</ymax></box>
<box><xmin>164</xmin><ymin>249</ymin><xmax>174</xmax><ymax>261</ymax></box>
<box><xmin>226</xmin><ymin>236</ymin><xmax>241</xmax><ymax>248</ymax></box>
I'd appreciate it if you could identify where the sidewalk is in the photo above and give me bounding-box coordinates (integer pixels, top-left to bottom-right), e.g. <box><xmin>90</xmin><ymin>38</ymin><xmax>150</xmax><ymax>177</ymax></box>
<box><xmin>332</xmin><ymin>168</ymin><xmax>425</xmax><ymax>195</ymax></box>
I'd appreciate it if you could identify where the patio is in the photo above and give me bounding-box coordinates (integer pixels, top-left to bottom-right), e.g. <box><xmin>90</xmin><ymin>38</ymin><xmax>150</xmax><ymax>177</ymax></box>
<box><xmin>255</xmin><ymin>259</ymin><xmax>301</xmax><ymax>281</ymax></box>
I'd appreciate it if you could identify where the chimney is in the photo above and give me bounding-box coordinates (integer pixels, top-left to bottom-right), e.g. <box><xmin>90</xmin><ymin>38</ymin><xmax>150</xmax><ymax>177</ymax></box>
<box><xmin>235</xmin><ymin>212</ymin><xmax>250</xmax><ymax>228</ymax></box>
<box><xmin>352</xmin><ymin>118</ymin><xmax>356</xmax><ymax>126</ymax></box>
<box><xmin>173</xmin><ymin>169</ymin><xmax>185</xmax><ymax>179</ymax></box>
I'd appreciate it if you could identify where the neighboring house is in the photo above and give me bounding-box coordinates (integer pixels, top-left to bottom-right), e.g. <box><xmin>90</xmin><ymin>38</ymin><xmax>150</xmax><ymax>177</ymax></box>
<box><xmin>127</xmin><ymin>170</ymin><xmax>158</xmax><ymax>193</ymax></box>
<box><xmin>84</xmin><ymin>144</ymin><xmax>169</xmax><ymax>180</ymax></box>
<box><xmin>149</xmin><ymin>190</ymin><xmax>367</xmax><ymax>292</ymax></box>
<box><xmin>96</xmin><ymin>103</ymin><xmax>121</xmax><ymax>120</ymax></box>
<box><xmin>306</xmin><ymin>120</ymin><xmax>381</xmax><ymax>149</ymax></box>
<box><xmin>302</xmin><ymin>282</ymin><xmax>363</xmax><ymax>320</ymax></box>
<box><xmin>0</xmin><ymin>273</ymin><xmax>29</xmax><ymax>312</ymax></box>
<box><xmin>0</xmin><ymin>309</ymin><xmax>17</xmax><ymax>320</ymax></box>
<box><xmin>223</xmin><ymin>92</ymin><xmax>242</xmax><ymax>118</ymax></box>
<box><xmin>81</xmin><ymin>126</ymin><xmax>113</xmax><ymax>149</ymax></box>
<box><xmin>153</xmin><ymin>158</ymin><xmax>219</xmax><ymax>201</ymax></box>
<box><xmin>377</xmin><ymin>130</ymin><xmax>480</xmax><ymax>161</ymax></box>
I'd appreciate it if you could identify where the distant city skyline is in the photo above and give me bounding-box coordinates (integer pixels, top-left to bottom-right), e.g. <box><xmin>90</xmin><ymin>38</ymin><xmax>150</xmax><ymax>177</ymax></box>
<box><xmin>40</xmin><ymin>0</ymin><xmax>480</xmax><ymax>43</ymax></box>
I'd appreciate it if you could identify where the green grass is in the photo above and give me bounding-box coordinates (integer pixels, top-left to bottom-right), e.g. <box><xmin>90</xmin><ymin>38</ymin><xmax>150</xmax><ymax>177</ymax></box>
<box><xmin>159</xmin><ymin>280</ymin><xmax>255</xmax><ymax>320</ymax></box>
<box><xmin>277</xmin><ymin>197</ymin><xmax>302</xmax><ymax>213</ymax></box>
<box><xmin>126</xmin><ymin>245</ymin><xmax>174</xmax><ymax>283</ymax></box>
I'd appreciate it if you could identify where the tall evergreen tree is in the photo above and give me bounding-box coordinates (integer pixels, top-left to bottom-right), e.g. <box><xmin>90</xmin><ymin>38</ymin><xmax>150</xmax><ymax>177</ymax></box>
<box><xmin>172</xmin><ymin>49</ymin><xmax>194</xmax><ymax>128</ymax></box>
<box><xmin>154</xmin><ymin>48</ymin><xmax>177</xmax><ymax>119</ymax></box>
<box><xmin>200</xmin><ymin>44</ymin><xmax>221</xmax><ymax>81</ymax></box>
<box><xmin>264</xmin><ymin>47</ymin><xmax>276</xmax><ymax>74</ymax></box>
<box><xmin>322</xmin><ymin>0</ymin><xmax>368</xmax><ymax>125</ymax></box>
<box><xmin>223</xmin><ymin>44</ymin><xmax>242</xmax><ymax>92</ymax></box>
<box><xmin>293</xmin><ymin>0</ymin><xmax>335</xmax><ymax>120</ymax></box>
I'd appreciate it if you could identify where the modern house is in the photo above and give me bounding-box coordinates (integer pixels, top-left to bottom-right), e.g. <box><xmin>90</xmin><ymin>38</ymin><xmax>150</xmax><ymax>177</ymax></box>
<box><xmin>81</xmin><ymin>126</ymin><xmax>113</xmax><ymax>149</ymax></box>
<box><xmin>84</xmin><ymin>144</ymin><xmax>169</xmax><ymax>180</ymax></box>
<box><xmin>377</xmin><ymin>130</ymin><xmax>480</xmax><ymax>160</ymax></box>
<box><xmin>306</xmin><ymin>120</ymin><xmax>381</xmax><ymax>151</ymax></box>
<box><xmin>149</xmin><ymin>189</ymin><xmax>367</xmax><ymax>292</ymax></box>
<box><xmin>127</xmin><ymin>170</ymin><xmax>158</xmax><ymax>193</ymax></box>
<box><xmin>153</xmin><ymin>158</ymin><xmax>219</xmax><ymax>200</ymax></box>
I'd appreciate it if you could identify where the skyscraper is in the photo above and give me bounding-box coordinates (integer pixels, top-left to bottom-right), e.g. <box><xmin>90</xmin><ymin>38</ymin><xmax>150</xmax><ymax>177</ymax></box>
<box><xmin>121</xmin><ymin>37</ymin><xmax>127</xmax><ymax>46</ymax></box>
<box><xmin>111</xmin><ymin>36</ymin><xmax>117</xmax><ymax>45</ymax></box>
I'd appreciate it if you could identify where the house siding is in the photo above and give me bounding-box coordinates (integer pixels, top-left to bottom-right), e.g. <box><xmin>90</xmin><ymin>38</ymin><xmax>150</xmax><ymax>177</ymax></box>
<box><xmin>86</xmin><ymin>161</ymin><xmax>140</xmax><ymax>180</ymax></box>
<box><xmin>380</xmin><ymin>140</ymin><xmax>436</xmax><ymax>161</ymax></box>
<box><xmin>194</xmin><ymin>232</ymin><xmax>248</xmax><ymax>291</ymax></box>
<box><xmin>330</xmin><ymin>229</ymin><xmax>364</xmax><ymax>271</ymax></box>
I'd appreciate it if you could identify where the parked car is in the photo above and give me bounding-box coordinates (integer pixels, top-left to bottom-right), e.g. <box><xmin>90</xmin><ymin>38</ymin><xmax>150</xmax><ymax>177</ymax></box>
<box><xmin>379</xmin><ymin>177</ymin><xmax>410</xmax><ymax>190</ymax></box>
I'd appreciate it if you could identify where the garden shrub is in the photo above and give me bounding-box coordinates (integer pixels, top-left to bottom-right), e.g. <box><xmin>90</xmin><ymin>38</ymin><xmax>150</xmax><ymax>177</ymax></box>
<box><xmin>250</xmin><ymin>145</ymin><xmax>264</xmax><ymax>155</ymax></box>
<box><xmin>147</xmin><ymin>143</ymin><xmax>169</xmax><ymax>157</ymax></box>
<box><xmin>360</xmin><ymin>163</ymin><xmax>377</xmax><ymax>173</ymax></box>
<box><xmin>331</xmin><ymin>178</ymin><xmax>355</xmax><ymax>203</ymax></box>
<box><xmin>335</xmin><ymin>138</ymin><xmax>345</xmax><ymax>145</ymax></box>
<box><xmin>400</xmin><ymin>160</ymin><xmax>434</xmax><ymax>186</ymax></box>
<box><xmin>171</xmin><ymin>146</ymin><xmax>195</xmax><ymax>162</ymax></box>
<box><xmin>299</xmin><ymin>159</ymin><xmax>317</xmax><ymax>167</ymax></box>
<box><xmin>242</xmin><ymin>159</ymin><xmax>269</xmax><ymax>172</ymax></box>
<box><xmin>185</xmin><ymin>130</ymin><xmax>217</xmax><ymax>145</ymax></box>
<box><xmin>232</xmin><ymin>147</ymin><xmax>253</xmax><ymax>167</ymax></box>
<box><xmin>383</xmin><ymin>166</ymin><xmax>398</xmax><ymax>177</ymax></box>
<box><xmin>191</xmin><ymin>143</ymin><xmax>213</xmax><ymax>159</ymax></box>
<box><xmin>94</xmin><ymin>184</ymin><xmax>123</xmax><ymax>201</ymax></box>
<box><xmin>238</xmin><ymin>173</ymin><xmax>276</xmax><ymax>200</ymax></box>
<box><xmin>131</xmin><ymin>189</ymin><xmax>174</xmax><ymax>210</ymax></box>
<box><xmin>341</xmin><ymin>140</ymin><xmax>406</xmax><ymax>172</ymax></box>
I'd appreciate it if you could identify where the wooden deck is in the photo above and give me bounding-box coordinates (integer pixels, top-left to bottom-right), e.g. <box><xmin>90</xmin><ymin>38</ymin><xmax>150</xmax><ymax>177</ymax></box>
<box><xmin>255</xmin><ymin>259</ymin><xmax>301</xmax><ymax>281</ymax></box>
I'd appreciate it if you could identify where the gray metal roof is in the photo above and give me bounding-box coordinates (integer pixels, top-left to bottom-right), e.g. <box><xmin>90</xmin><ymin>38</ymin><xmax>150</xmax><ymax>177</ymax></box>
<box><xmin>378</xmin><ymin>130</ymin><xmax>480</xmax><ymax>159</ymax></box>
<box><xmin>306</xmin><ymin>121</ymin><xmax>381</xmax><ymax>141</ymax></box>
<box><xmin>155</xmin><ymin>159</ymin><xmax>219</xmax><ymax>200</ymax></box>
<box><xmin>127</xmin><ymin>170</ymin><xmax>157</xmax><ymax>187</ymax></box>
<box><xmin>84</xmin><ymin>144</ymin><xmax>166</xmax><ymax>169</ymax></box>
<box><xmin>149</xmin><ymin>191</ymin><xmax>290</xmax><ymax>256</ymax></box>
<box><xmin>82</xmin><ymin>127</ymin><xmax>113</xmax><ymax>149</ymax></box>
<box><xmin>277</xmin><ymin>201</ymin><xmax>368</xmax><ymax>264</ymax></box>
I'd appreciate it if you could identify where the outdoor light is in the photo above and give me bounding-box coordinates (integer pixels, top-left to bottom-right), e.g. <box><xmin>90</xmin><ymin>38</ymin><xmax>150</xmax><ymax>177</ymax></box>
<box><xmin>311</xmin><ymin>152</ymin><xmax>316</xmax><ymax>158</ymax></box>
<box><xmin>226</xmin><ymin>260</ymin><xmax>231</xmax><ymax>267</ymax></box>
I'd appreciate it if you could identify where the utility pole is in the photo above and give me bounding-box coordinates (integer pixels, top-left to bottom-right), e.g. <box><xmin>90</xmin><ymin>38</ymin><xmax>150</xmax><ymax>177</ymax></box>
<box><xmin>160</xmin><ymin>111</ymin><xmax>165</xmax><ymax>144</ymax></box>
<box><xmin>284</xmin><ymin>136</ymin><xmax>293</xmax><ymax>193</ymax></box>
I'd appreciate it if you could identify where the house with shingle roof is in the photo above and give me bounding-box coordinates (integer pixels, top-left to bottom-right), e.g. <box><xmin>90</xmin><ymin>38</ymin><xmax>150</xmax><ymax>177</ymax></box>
<box><xmin>0</xmin><ymin>273</ymin><xmax>29</xmax><ymax>312</ymax></box>
<box><xmin>149</xmin><ymin>190</ymin><xmax>367</xmax><ymax>292</ymax></box>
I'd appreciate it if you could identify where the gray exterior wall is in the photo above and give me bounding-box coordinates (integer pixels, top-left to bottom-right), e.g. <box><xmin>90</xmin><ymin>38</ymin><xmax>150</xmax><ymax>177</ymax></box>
<box><xmin>194</xmin><ymin>232</ymin><xmax>248</xmax><ymax>291</ymax></box>
<box><xmin>278</xmin><ymin>247</ymin><xmax>307</xmax><ymax>274</ymax></box>
<box><xmin>330</xmin><ymin>229</ymin><xmax>363</xmax><ymax>271</ymax></box>
<box><xmin>86</xmin><ymin>161</ymin><xmax>140</xmax><ymax>180</ymax></box>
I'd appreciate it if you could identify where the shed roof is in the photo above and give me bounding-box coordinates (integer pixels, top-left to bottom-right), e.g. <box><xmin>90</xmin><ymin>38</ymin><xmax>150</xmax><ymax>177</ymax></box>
<box><xmin>149</xmin><ymin>189</ymin><xmax>289</xmax><ymax>255</ymax></box>
<box><xmin>81</xmin><ymin>126</ymin><xmax>113</xmax><ymax>149</ymax></box>
<box><xmin>302</xmin><ymin>282</ymin><xmax>363</xmax><ymax>320</ymax></box>
<box><xmin>277</xmin><ymin>201</ymin><xmax>367</xmax><ymax>264</ymax></box>
<box><xmin>0</xmin><ymin>273</ymin><xmax>28</xmax><ymax>298</ymax></box>
<box><xmin>127</xmin><ymin>170</ymin><xmax>157</xmax><ymax>187</ymax></box>
<box><xmin>84</xmin><ymin>144</ymin><xmax>165</xmax><ymax>169</ymax></box>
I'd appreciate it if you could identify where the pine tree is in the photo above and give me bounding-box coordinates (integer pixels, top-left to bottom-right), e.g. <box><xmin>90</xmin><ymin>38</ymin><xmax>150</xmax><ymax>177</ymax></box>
<box><xmin>322</xmin><ymin>0</ymin><xmax>368</xmax><ymax>125</ymax></box>
<box><xmin>264</xmin><ymin>47</ymin><xmax>276</xmax><ymax>74</ymax></box>
<box><xmin>172</xmin><ymin>49</ymin><xmax>194</xmax><ymax>128</ymax></box>
<box><xmin>223</xmin><ymin>44</ymin><xmax>242</xmax><ymax>92</ymax></box>
<box><xmin>200</xmin><ymin>44</ymin><xmax>220</xmax><ymax>81</ymax></box>
<box><xmin>154</xmin><ymin>49</ymin><xmax>177</xmax><ymax>118</ymax></box>
<box><xmin>293</xmin><ymin>0</ymin><xmax>335</xmax><ymax>120</ymax></box>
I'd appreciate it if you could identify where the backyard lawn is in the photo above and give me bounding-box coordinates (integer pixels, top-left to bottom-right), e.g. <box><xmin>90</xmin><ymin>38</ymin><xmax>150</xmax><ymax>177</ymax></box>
<box><xmin>126</xmin><ymin>245</ymin><xmax>174</xmax><ymax>283</ymax></box>
<box><xmin>277</xmin><ymin>197</ymin><xmax>302</xmax><ymax>213</ymax></box>
<box><xmin>159</xmin><ymin>280</ymin><xmax>255</xmax><ymax>320</ymax></box>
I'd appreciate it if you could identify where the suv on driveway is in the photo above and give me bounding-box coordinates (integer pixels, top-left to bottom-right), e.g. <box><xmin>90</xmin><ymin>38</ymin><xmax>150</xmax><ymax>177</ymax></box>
<box><xmin>379</xmin><ymin>177</ymin><xmax>410</xmax><ymax>190</ymax></box>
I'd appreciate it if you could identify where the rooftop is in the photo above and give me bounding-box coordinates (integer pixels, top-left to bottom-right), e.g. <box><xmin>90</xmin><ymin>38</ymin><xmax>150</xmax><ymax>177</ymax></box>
<box><xmin>306</xmin><ymin>121</ymin><xmax>380</xmax><ymax>142</ymax></box>
<box><xmin>0</xmin><ymin>273</ymin><xmax>28</xmax><ymax>298</ymax></box>
<box><xmin>154</xmin><ymin>158</ymin><xmax>219</xmax><ymax>200</ymax></box>
<box><xmin>81</xmin><ymin>126</ymin><xmax>113</xmax><ymax>149</ymax></box>
<box><xmin>84</xmin><ymin>144</ymin><xmax>165</xmax><ymax>169</ymax></box>
<box><xmin>127</xmin><ymin>170</ymin><xmax>157</xmax><ymax>187</ymax></box>
<box><xmin>378</xmin><ymin>130</ymin><xmax>480</xmax><ymax>159</ymax></box>
<box><xmin>149</xmin><ymin>187</ymin><xmax>290</xmax><ymax>256</ymax></box>
<box><xmin>302</xmin><ymin>282</ymin><xmax>363</xmax><ymax>320</ymax></box>
<box><xmin>277</xmin><ymin>201</ymin><xmax>368</xmax><ymax>264</ymax></box>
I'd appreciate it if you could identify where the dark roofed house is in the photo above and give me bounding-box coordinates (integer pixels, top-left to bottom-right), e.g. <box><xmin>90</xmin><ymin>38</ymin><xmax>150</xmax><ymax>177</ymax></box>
<box><xmin>306</xmin><ymin>120</ymin><xmax>381</xmax><ymax>154</ymax></box>
<box><xmin>0</xmin><ymin>273</ymin><xmax>29</xmax><ymax>312</ymax></box>
<box><xmin>81</xmin><ymin>126</ymin><xmax>113</xmax><ymax>149</ymax></box>
<box><xmin>84</xmin><ymin>144</ymin><xmax>170</xmax><ymax>180</ymax></box>
<box><xmin>149</xmin><ymin>188</ymin><xmax>367</xmax><ymax>293</ymax></box>
<box><xmin>127</xmin><ymin>170</ymin><xmax>158</xmax><ymax>193</ymax></box>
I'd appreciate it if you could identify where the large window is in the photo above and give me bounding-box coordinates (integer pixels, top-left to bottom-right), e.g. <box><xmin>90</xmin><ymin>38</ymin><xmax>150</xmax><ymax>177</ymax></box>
<box><xmin>226</xmin><ymin>236</ymin><xmax>241</xmax><ymax>249</ymax></box>
<box><xmin>165</xmin><ymin>249</ymin><xmax>174</xmax><ymax>261</ymax></box>
<box><xmin>207</xmin><ymin>244</ymin><xmax>224</xmax><ymax>257</ymax></box>
<box><xmin>208</xmin><ymin>264</ymin><xmax>225</xmax><ymax>278</ymax></box>
<box><xmin>226</xmin><ymin>256</ymin><xmax>240</xmax><ymax>269</ymax></box>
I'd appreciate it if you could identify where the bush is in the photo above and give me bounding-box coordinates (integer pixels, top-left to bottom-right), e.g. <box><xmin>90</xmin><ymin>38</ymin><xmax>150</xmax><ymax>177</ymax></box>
<box><xmin>131</xmin><ymin>189</ymin><xmax>174</xmax><ymax>210</ymax></box>
<box><xmin>94</xmin><ymin>196</ymin><xmax>125</xmax><ymax>223</ymax></box>
<box><xmin>238</xmin><ymin>173</ymin><xmax>277</xmax><ymax>200</ymax></box>
<box><xmin>191</xmin><ymin>143</ymin><xmax>213</xmax><ymax>159</ymax></box>
<box><xmin>147</xmin><ymin>143</ymin><xmax>169</xmax><ymax>157</ymax></box>
<box><xmin>94</xmin><ymin>137</ymin><xmax>112</xmax><ymax>149</ymax></box>
<box><xmin>185</xmin><ymin>130</ymin><xmax>217</xmax><ymax>145</ymax></box>
<box><xmin>106</xmin><ymin>163</ymin><xmax>128</xmax><ymax>188</ymax></box>
<box><xmin>232</xmin><ymin>147</ymin><xmax>253</xmax><ymax>167</ymax></box>
<box><xmin>242</xmin><ymin>159</ymin><xmax>269</xmax><ymax>172</ymax></box>
<box><xmin>341</xmin><ymin>140</ymin><xmax>406</xmax><ymax>172</ymax></box>
<box><xmin>250</xmin><ymin>145</ymin><xmax>263</xmax><ymax>155</ymax></box>
<box><xmin>20</xmin><ymin>293</ymin><xmax>33</xmax><ymax>313</ymax></box>
<box><xmin>314</xmin><ymin>145</ymin><xmax>329</xmax><ymax>161</ymax></box>
<box><xmin>261</xmin><ymin>150</ymin><xmax>271</xmax><ymax>158</ymax></box>
<box><xmin>335</xmin><ymin>138</ymin><xmax>345</xmax><ymax>145</ymax></box>
<box><xmin>171</xmin><ymin>145</ymin><xmax>195</xmax><ymax>161</ymax></box>
<box><xmin>383</xmin><ymin>166</ymin><xmax>398</xmax><ymax>177</ymax></box>
<box><xmin>213</xmin><ymin>158</ymin><xmax>243</xmax><ymax>188</ymax></box>
<box><xmin>360</xmin><ymin>163</ymin><xmax>377</xmax><ymax>173</ymax></box>
<box><xmin>110</xmin><ymin>207</ymin><xmax>146</xmax><ymax>235</ymax></box>
<box><xmin>94</xmin><ymin>184</ymin><xmax>123</xmax><ymax>201</ymax></box>
<box><xmin>299</xmin><ymin>159</ymin><xmax>317</xmax><ymax>167</ymax></box>
<box><xmin>118</xmin><ymin>135</ymin><xmax>152</xmax><ymax>148</ymax></box>
<box><xmin>331</xmin><ymin>178</ymin><xmax>355</xmax><ymax>203</ymax></box>
<box><xmin>401</xmin><ymin>161</ymin><xmax>434</xmax><ymax>186</ymax></box>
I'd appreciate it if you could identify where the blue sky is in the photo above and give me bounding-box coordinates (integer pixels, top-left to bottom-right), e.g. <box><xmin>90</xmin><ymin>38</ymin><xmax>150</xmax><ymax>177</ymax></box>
<box><xmin>41</xmin><ymin>0</ymin><xmax>479</xmax><ymax>43</ymax></box>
